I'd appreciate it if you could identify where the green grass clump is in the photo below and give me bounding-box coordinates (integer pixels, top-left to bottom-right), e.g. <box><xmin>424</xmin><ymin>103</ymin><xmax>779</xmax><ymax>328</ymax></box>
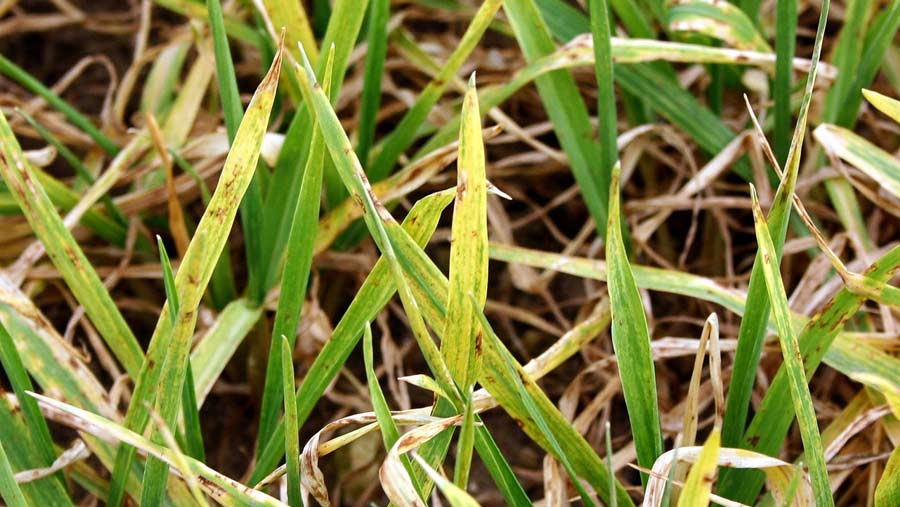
<box><xmin>0</xmin><ymin>1</ymin><xmax>899</xmax><ymax>506</ymax></box>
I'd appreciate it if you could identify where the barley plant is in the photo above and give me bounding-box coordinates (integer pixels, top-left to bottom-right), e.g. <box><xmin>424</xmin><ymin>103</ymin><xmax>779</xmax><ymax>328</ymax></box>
<box><xmin>0</xmin><ymin>0</ymin><xmax>899</xmax><ymax>505</ymax></box>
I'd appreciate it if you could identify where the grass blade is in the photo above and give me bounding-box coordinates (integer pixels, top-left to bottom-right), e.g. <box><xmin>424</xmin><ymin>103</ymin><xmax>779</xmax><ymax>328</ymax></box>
<box><xmin>814</xmin><ymin>123</ymin><xmax>900</xmax><ymax>201</ymax></box>
<box><xmin>504</xmin><ymin>0</ymin><xmax>608</xmax><ymax>236</ymax></box>
<box><xmin>280</xmin><ymin>336</ymin><xmax>301</xmax><ymax>507</ymax></box>
<box><xmin>667</xmin><ymin>0</ymin><xmax>771</xmax><ymax>51</ymax></box>
<box><xmin>157</xmin><ymin>237</ymin><xmax>205</xmax><ymax>462</ymax></box>
<box><xmin>365</xmin><ymin>0</ymin><xmax>501</xmax><ymax>186</ymax></box>
<box><xmin>256</xmin><ymin>46</ymin><xmax>334</xmax><ymax>453</ymax></box>
<box><xmin>296</xmin><ymin>42</ymin><xmax>459</xmax><ymax>404</ymax></box>
<box><xmin>190</xmin><ymin>298</ymin><xmax>262</xmax><ymax>406</ymax></box>
<box><xmin>876</xmin><ymin>444</ymin><xmax>900</xmax><ymax>507</ymax></box>
<box><xmin>0</xmin><ymin>110</ymin><xmax>144</xmax><ymax>379</ymax></box>
<box><xmin>0</xmin><ymin>54</ymin><xmax>118</xmax><ymax>155</ymax></box>
<box><xmin>293</xmin><ymin>44</ymin><xmax>621</xmax><ymax>504</ymax></box>
<box><xmin>721</xmin><ymin>0</ymin><xmax>828</xmax><ymax>450</ymax></box>
<box><xmin>487</xmin><ymin>243</ymin><xmax>900</xmax><ymax>398</ymax></box>
<box><xmin>356</xmin><ymin>0</ymin><xmax>390</xmax><ymax>166</ymax></box>
<box><xmin>140</xmin><ymin>41</ymin><xmax>190</xmax><ymax>116</ymax></box>
<box><xmin>261</xmin><ymin>0</ymin><xmax>318</xmax><ymax>70</ymax></box>
<box><xmin>249</xmin><ymin>188</ymin><xmax>455</xmax><ymax>483</ymax></box>
<box><xmin>332</xmin><ymin>0</ymin><xmax>500</xmax><ymax>246</ymax></box>
<box><xmin>817</xmin><ymin>0</ymin><xmax>899</xmax><ymax>254</ymax></box>
<box><xmin>413</xmin><ymin>454</ymin><xmax>481</xmax><ymax>507</ymax></box>
<box><xmin>179</xmin><ymin>364</ymin><xmax>205</xmax><ymax>461</ymax></box>
<box><xmin>258</xmin><ymin>0</ymin><xmax>368</xmax><ymax>290</ymax></box>
<box><xmin>16</xmin><ymin>108</ymin><xmax>126</xmax><ymax>225</ymax></box>
<box><xmin>31</xmin><ymin>392</ymin><xmax>288</xmax><ymax>507</ymax></box>
<box><xmin>773</xmin><ymin>0</ymin><xmax>797</xmax><ymax>166</ymax></box>
<box><xmin>589</xmin><ymin>0</ymin><xmax>618</xmax><ymax>183</ymax></box>
<box><xmin>108</xmin><ymin>43</ymin><xmax>283</xmax><ymax>507</ymax></box>
<box><xmin>605</xmin><ymin>422</ymin><xmax>617</xmax><ymax>507</ymax></box>
<box><xmin>472</xmin><ymin>300</ymin><xmax>597</xmax><ymax>507</ymax></box>
<box><xmin>157</xmin><ymin>236</ymin><xmax>179</xmax><ymax>321</ymax></box>
<box><xmin>0</xmin><ymin>440</ymin><xmax>28</xmax><ymax>507</ymax></box>
<box><xmin>442</xmin><ymin>74</ymin><xmax>488</xmax><ymax>390</ymax></box>
<box><xmin>452</xmin><ymin>392</ymin><xmax>476</xmax><ymax>489</ymax></box>
<box><xmin>364</xmin><ymin>322</ymin><xmax>424</xmax><ymax>500</ymax></box>
<box><xmin>0</xmin><ymin>321</ymin><xmax>67</xmax><ymax>492</ymax></box>
<box><xmin>469</xmin><ymin>420</ymin><xmax>532</xmax><ymax>505</ymax></box>
<box><xmin>208</xmin><ymin>0</ymin><xmax>266</xmax><ymax>306</ymax></box>
<box><xmin>605</xmin><ymin>163</ymin><xmax>662</xmax><ymax>481</ymax></box>
<box><xmin>381</xmin><ymin>230</ymin><xmax>631</xmax><ymax>506</ymax></box>
<box><xmin>207</xmin><ymin>0</ymin><xmax>244</xmax><ymax>142</ymax></box>
<box><xmin>139</xmin><ymin>38</ymin><xmax>283</xmax><ymax>502</ymax></box>
<box><xmin>138</xmin><ymin>231</ymin><xmax>208</xmax><ymax>507</ymax></box>
<box><xmin>317</xmin><ymin>0</ymin><xmax>370</xmax><ymax>101</ymax></box>
<box><xmin>863</xmin><ymin>87</ymin><xmax>900</xmax><ymax>123</ymax></box>
<box><xmin>675</xmin><ymin>429</ymin><xmax>720</xmax><ymax>507</ymax></box>
<box><xmin>820</xmin><ymin>0</ymin><xmax>871</xmax><ymax>128</ymax></box>
<box><xmin>6</xmin><ymin>167</ymin><xmax>131</xmax><ymax>248</ymax></box>
<box><xmin>749</xmin><ymin>185</ymin><xmax>832</xmax><ymax>506</ymax></box>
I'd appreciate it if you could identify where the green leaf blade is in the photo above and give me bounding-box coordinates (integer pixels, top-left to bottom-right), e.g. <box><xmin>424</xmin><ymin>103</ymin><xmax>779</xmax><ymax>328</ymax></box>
<box><xmin>605</xmin><ymin>164</ymin><xmax>662</xmax><ymax>480</ymax></box>
<box><xmin>749</xmin><ymin>186</ymin><xmax>832</xmax><ymax>507</ymax></box>
<box><xmin>110</xmin><ymin>43</ymin><xmax>283</xmax><ymax>507</ymax></box>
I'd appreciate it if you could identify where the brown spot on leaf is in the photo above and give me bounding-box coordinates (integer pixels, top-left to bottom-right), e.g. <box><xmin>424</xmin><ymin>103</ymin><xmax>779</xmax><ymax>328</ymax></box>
<box><xmin>352</xmin><ymin>195</ymin><xmax>365</xmax><ymax>214</ymax></box>
<box><xmin>63</xmin><ymin>245</ymin><xmax>80</xmax><ymax>266</ymax></box>
<box><xmin>457</xmin><ymin>172</ymin><xmax>468</xmax><ymax>200</ymax></box>
<box><xmin>195</xmin><ymin>475</ymin><xmax>227</xmax><ymax>497</ymax></box>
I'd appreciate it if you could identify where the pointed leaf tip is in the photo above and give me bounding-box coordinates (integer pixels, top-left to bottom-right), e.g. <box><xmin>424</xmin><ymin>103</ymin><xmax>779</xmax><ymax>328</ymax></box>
<box><xmin>607</xmin><ymin>162</ymin><xmax>622</xmax><ymax>228</ymax></box>
<box><xmin>297</xmin><ymin>42</ymin><xmax>317</xmax><ymax>84</ymax></box>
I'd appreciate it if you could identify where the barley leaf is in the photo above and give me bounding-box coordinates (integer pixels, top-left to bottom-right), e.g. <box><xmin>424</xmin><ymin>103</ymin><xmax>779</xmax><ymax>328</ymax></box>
<box><xmin>749</xmin><ymin>185</ymin><xmax>832</xmax><ymax>506</ymax></box>
<box><xmin>442</xmin><ymin>74</ymin><xmax>488</xmax><ymax>390</ymax></box>
<box><xmin>676</xmin><ymin>429</ymin><xmax>720</xmax><ymax>507</ymax></box>
<box><xmin>605</xmin><ymin>163</ymin><xmax>662</xmax><ymax>480</ymax></box>
<box><xmin>108</xmin><ymin>43</ymin><xmax>282</xmax><ymax>507</ymax></box>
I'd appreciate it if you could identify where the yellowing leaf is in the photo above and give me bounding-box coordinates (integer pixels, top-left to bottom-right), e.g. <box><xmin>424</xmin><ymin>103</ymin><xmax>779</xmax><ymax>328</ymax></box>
<box><xmin>443</xmin><ymin>74</ymin><xmax>489</xmax><ymax>390</ymax></box>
